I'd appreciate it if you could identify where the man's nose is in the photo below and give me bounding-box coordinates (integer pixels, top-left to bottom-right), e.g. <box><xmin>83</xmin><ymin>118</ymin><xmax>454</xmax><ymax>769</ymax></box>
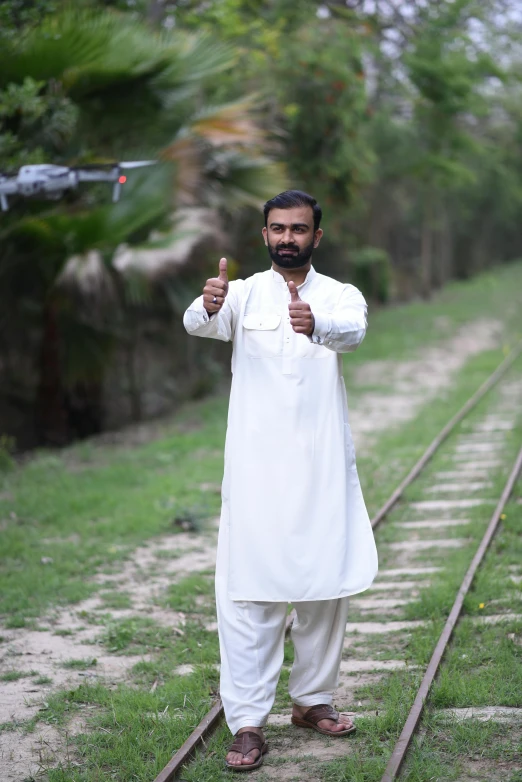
<box><xmin>281</xmin><ymin>229</ymin><xmax>294</xmax><ymax>243</ymax></box>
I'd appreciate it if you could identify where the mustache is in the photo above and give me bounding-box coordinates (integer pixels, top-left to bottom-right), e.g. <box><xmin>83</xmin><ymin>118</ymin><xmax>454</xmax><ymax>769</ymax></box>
<box><xmin>268</xmin><ymin>238</ymin><xmax>314</xmax><ymax>269</ymax></box>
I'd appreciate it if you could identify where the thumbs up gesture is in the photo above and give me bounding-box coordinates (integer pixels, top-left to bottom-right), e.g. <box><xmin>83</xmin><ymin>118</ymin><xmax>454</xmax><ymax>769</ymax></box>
<box><xmin>288</xmin><ymin>281</ymin><xmax>315</xmax><ymax>336</ymax></box>
<box><xmin>203</xmin><ymin>258</ymin><xmax>229</xmax><ymax>314</ymax></box>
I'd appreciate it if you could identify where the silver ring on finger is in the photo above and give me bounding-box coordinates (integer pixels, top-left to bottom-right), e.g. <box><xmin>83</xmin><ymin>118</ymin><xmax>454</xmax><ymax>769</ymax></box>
<box><xmin>212</xmin><ymin>296</ymin><xmax>218</xmax><ymax>304</ymax></box>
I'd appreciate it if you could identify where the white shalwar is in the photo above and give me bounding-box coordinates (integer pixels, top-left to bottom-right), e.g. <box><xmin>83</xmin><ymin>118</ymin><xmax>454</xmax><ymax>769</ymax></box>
<box><xmin>184</xmin><ymin>266</ymin><xmax>378</xmax><ymax>732</ymax></box>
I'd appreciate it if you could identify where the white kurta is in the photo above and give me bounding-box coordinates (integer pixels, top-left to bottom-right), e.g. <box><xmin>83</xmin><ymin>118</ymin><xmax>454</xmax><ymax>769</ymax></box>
<box><xmin>183</xmin><ymin>266</ymin><xmax>378</xmax><ymax>602</ymax></box>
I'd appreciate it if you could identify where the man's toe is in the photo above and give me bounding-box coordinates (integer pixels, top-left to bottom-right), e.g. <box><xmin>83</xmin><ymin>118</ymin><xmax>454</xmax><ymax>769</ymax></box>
<box><xmin>317</xmin><ymin>718</ymin><xmax>336</xmax><ymax>731</ymax></box>
<box><xmin>316</xmin><ymin>717</ymin><xmax>353</xmax><ymax>732</ymax></box>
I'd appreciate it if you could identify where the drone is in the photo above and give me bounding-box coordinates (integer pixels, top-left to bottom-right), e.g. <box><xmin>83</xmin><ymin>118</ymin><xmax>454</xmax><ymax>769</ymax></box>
<box><xmin>0</xmin><ymin>161</ymin><xmax>156</xmax><ymax>211</ymax></box>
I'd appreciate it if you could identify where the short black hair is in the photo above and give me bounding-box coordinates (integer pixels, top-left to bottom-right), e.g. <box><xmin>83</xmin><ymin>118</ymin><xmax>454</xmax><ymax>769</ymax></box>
<box><xmin>263</xmin><ymin>190</ymin><xmax>322</xmax><ymax>232</ymax></box>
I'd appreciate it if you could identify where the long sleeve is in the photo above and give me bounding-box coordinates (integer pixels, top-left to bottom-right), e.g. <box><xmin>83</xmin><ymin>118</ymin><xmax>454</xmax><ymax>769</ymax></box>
<box><xmin>183</xmin><ymin>279</ymin><xmax>245</xmax><ymax>343</ymax></box>
<box><xmin>310</xmin><ymin>284</ymin><xmax>367</xmax><ymax>353</ymax></box>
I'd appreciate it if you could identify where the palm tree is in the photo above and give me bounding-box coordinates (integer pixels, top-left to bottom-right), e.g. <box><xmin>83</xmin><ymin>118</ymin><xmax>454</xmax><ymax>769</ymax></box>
<box><xmin>0</xmin><ymin>8</ymin><xmax>285</xmax><ymax>445</ymax></box>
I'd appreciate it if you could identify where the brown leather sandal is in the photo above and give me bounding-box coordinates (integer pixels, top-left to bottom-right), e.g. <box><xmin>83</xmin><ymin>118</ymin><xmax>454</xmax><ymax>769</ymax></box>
<box><xmin>225</xmin><ymin>731</ymin><xmax>268</xmax><ymax>772</ymax></box>
<box><xmin>291</xmin><ymin>704</ymin><xmax>356</xmax><ymax>737</ymax></box>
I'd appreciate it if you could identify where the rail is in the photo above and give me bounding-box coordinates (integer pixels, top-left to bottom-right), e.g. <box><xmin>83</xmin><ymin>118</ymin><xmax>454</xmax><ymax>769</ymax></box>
<box><xmin>153</xmin><ymin>341</ymin><xmax>522</xmax><ymax>782</ymax></box>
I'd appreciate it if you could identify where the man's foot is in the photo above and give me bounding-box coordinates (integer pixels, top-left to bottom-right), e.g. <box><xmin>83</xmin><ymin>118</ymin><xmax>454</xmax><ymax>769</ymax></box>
<box><xmin>226</xmin><ymin>727</ymin><xmax>266</xmax><ymax>769</ymax></box>
<box><xmin>292</xmin><ymin>704</ymin><xmax>355</xmax><ymax>735</ymax></box>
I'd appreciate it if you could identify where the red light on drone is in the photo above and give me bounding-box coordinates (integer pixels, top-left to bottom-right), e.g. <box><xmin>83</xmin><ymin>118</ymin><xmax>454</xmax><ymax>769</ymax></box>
<box><xmin>118</xmin><ymin>175</ymin><xmax>127</xmax><ymax>184</ymax></box>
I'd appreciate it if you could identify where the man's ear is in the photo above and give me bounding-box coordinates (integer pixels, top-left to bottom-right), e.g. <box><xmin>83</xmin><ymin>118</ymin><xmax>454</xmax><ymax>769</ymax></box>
<box><xmin>314</xmin><ymin>228</ymin><xmax>323</xmax><ymax>248</ymax></box>
<box><xmin>262</xmin><ymin>226</ymin><xmax>268</xmax><ymax>246</ymax></box>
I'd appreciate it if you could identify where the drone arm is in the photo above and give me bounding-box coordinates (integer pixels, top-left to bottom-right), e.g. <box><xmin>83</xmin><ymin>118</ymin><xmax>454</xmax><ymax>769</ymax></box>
<box><xmin>0</xmin><ymin>180</ymin><xmax>18</xmax><ymax>211</ymax></box>
<box><xmin>76</xmin><ymin>170</ymin><xmax>117</xmax><ymax>183</ymax></box>
<box><xmin>112</xmin><ymin>181</ymin><xmax>122</xmax><ymax>202</ymax></box>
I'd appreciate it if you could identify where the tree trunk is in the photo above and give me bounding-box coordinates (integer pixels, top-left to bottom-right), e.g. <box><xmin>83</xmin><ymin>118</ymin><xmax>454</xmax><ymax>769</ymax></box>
<box><xmin>65</xmin><ymin>381</ymin><xmax>103</xmax><ymax>439</ymax></box>
<box><xmin>125</xmin><ymin>330</ymin><xmax>142</xmax><ymax>423</ymax></box>
<box><xmin>36</xmin><ymin>299</ymin><xmax>69</xmax><ymax>445</ymax></box>
<box><xmin>440</xmin><ymin>205</ymin><xmax>452</xmax><ymax>285</ymax></box>
<box><xmin>148</xmin><ymin>1</ymin><xmax>164</xmax><ymax>25</ymax></box>
<box><xmin>420</xmin><ymin>196</ymin><xmax>433</xmax><ymax>298</ymax></box>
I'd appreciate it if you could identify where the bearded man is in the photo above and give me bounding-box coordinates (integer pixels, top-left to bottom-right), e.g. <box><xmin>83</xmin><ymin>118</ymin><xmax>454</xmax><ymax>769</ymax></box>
<box><xmin>183</xmin><ymin>190</ymin><xmax>378</xmax><ymax>771</ymax></box>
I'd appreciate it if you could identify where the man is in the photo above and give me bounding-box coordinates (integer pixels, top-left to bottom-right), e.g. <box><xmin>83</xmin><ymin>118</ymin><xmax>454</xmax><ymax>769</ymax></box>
<box><xmin>183</xmin><ymin>190</ymin><xmax>378</xmax><ymax>771</ymax></box>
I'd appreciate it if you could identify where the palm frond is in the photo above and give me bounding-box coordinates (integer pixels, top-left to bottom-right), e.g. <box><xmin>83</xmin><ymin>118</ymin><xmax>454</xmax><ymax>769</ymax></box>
<box><xmin>205</xmin><ymin>153</ymin><xmax>287</xmax><ymax>211</ymax></box>
<box><xmin>155</xmin><ymin>31</ymin><xmax>237</xmax><ymax>89</ymax></box>
<box><xmin>1</xmin><ymin>11</ymin><xmax>165</xmax><ymax>89</ymax></box>
<box><xmin>105</xmin><ymin>165</ymin><xmax>174</xmax><ymax>248</ymax></box>
<box><xmin>112</xmin><ymin>208</ymin><xmax>221</xmax><ymax>280</ymax></box>
<box><xmin>162</xmin><ymin>98</ymin><xmax>280</xmax><ymax>205</ymax></box>
<box><xmin>189</xmin><ymin>98</ymin><xmax>266</xmax><ymax>148</ymax></box>
<box><xmin>161</xmin><ymin>134</ymin><xmax>203</xmax><ymax>205</ymax></box>
<box><xmin>3</xmin><ymin>165</ymin><xmax>173</xmax><ymax>275</ymax></box>
<box><xmin>0</xmin><ymin>11</ymin><xmax>234</xmax><ymax>101</ymax></box>
<box><xmin>56</xmin><ymin>250</ymin><xmax>116</xmax><ymax>303</ymax></box>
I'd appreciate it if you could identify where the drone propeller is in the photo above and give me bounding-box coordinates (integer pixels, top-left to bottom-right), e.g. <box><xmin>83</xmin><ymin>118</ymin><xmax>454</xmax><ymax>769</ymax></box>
<box><xmin>71</xmin><ymin>160</ymin><xmax>156</xmax><ymax>171</ymax></box>
<box><xmin>70</xmin><ymin>163</ymin><xmax>114</xmax><ymax>171</ymax></box>
<box><xmin>119</xmin><ymin>161</ymin><xmax>157</xmax><ymax>169</ymax></box>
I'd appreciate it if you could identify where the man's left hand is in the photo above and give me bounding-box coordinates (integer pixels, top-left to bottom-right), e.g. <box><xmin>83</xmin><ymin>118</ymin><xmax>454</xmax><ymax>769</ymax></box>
<box><xmin>288</xmin><ymin>281</ymin><xmax>315</xmax><ymax>337</ymax></box>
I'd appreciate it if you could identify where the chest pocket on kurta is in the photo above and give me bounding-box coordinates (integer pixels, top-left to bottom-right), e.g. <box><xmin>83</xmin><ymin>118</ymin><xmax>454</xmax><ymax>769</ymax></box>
<box><xmin>294</xmin><ymin>334</ymin><xmax>332</xmax><ymax>359</ymax></box>
<box><xmin>243</xmin><ymin>313</ymin><xmax>282</xmax><ymax>357</ymax></box>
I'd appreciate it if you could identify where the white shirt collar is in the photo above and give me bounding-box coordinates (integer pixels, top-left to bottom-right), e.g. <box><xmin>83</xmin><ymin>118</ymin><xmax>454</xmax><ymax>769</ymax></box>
<box><xmin>270</xmin><ymin>265</ymin><xmax>317</xmax><ymax>288</ymax></box>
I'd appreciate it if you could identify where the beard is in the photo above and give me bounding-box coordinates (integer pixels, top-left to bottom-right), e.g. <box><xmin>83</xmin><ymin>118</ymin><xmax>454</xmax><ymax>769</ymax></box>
<box><xmin>267</xmin><ymin>239</ymin><xmax>314</xmax><ymax>269</ymax></box>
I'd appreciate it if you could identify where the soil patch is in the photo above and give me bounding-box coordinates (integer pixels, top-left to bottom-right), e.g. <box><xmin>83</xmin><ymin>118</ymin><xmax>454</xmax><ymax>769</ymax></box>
<box><xmin>0</xmin><ymin>316</ymin><xmax>511</xmax><ymax>779</ymax></box>
<box><xmin>349</xmin><ymin>318</ymin><xmax>503</xmax><ymax>449</ymax></box>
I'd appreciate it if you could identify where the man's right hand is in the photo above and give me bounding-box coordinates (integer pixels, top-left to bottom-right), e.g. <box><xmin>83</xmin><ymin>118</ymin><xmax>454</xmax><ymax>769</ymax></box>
<box><xmin>203</xmin><ymin>258</ymin><xmax>229</xmax><ymax>314</ymax></box>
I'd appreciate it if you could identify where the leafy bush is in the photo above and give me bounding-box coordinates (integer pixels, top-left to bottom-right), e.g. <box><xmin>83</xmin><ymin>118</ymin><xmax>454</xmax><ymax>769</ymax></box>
<box><xmin>349</xmin><ymin>246</ymin><xmax>391</xmax><ymax>303</ymax></box>
<box><xmin>0</xmin><ymin>434</ymin><xmax>15</xmax><ymax>471</ymax></box>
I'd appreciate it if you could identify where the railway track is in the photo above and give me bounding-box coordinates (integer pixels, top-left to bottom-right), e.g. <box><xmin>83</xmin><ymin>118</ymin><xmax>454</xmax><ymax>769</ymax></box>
<box><xmin>155</xmin><ymin>342</ymin><xmax>522</xmax><ymax>782</ymax></box>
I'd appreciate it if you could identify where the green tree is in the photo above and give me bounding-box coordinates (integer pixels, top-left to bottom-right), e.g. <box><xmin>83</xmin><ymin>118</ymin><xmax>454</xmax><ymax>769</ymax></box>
<box><xmin>0</xmin><ymin>7</ymin><xmax>284</xmax><ymax>444</ymax></box>
<box><xmin>169</xmin><ymin>1</ymin><xmax>377</xmax><ymax>277</ymax></box>
<box><xmin>404</xmin><ymin>1</ymin><xmax>501</xmax><ymax>294</ymax></box>
<box><xmin>273</xmin><ymin>21</ymin><xmax>374</xmax><ymax>236</ymax></box>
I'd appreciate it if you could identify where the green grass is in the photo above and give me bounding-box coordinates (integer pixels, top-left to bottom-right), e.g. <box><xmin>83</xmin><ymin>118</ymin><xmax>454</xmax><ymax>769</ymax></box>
<box><xmin>0</xmin><ymin>670</ymin><xmax>30</xmax><ymax>682</ymax></box>
<box><xmin>173</xmin><ymin>301</ymin><xmax>522</xmax><ymax>780</ymax></box>
<box><xmin>100</xmin><ymin>616</ymin><xmax>174</xmax><ymax>654</ymax></box>
<box><xmin>0</xmin><ymin>421</ymin><xmax>224</xmax><ymax>622</ymax></box>
<box><xmin>154</xmin><ymin>548</ymin><xmax>183</xmax><ymax>560</ymax></box>
<box><xmin>62</xmin><ymin>659</ymin><xmax>98</xmax><ymax>670</ymax></box>
<box><xmin>0</xmin><ymin>262</ymin><xmax>521</xmax><ymax>781</ymax></box>
<box><xmin>164</xmin><ymin>572</ymin><xmax>215</xmax><ymax>614</ymax></box>
<box><xmin>41</xmin><ymin>676</ymin><xmax>220</xmax><ymax>779</ymax></box>
<box><xmin>399</xmin><ymin>491</ymin><xmax>522</xmax><ymax>780</ymax></box>
<box><xmin>1</xmin><ymin>263</ymin><xmax>521</xmax><ymax>626</ymax></box>
<box><xmin>342</xmin><ymin>260</ymin><xmax>522</xmax><ymax>370</ymax></box>
<box><xmin>99</xmin><ymin>591</ymin><xmax>133</xmax><ymax>610</ymax></box>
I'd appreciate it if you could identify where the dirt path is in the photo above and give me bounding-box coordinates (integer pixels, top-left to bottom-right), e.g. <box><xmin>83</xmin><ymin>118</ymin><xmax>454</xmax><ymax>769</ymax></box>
<box><xmin>0</xmin><ymin>316</ymin><xmax>509</xmax><ymax>780</ymax></box>
<box><xmin>202</xmin><ymin>377</ymin><xmax>522</xmax><ymax>781</ymax></box>
<box><xmin>348</xmin><ymin>318</ymin><xmax>503</xmax><ymax>449</ymax></box>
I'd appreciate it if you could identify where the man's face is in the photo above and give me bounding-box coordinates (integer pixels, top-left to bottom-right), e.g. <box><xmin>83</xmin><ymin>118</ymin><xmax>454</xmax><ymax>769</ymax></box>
<box><xmin>262</xmin><ymin>206</ymin><xmax>323</xmax><ymax>269</ymax></box>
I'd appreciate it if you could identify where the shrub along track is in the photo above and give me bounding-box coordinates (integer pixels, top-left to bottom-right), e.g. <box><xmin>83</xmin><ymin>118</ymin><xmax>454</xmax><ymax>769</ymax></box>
<box><xmin>155</xmin><ymin>343</ymin><xmax>522</xmax><ymax>782</ymax></box>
